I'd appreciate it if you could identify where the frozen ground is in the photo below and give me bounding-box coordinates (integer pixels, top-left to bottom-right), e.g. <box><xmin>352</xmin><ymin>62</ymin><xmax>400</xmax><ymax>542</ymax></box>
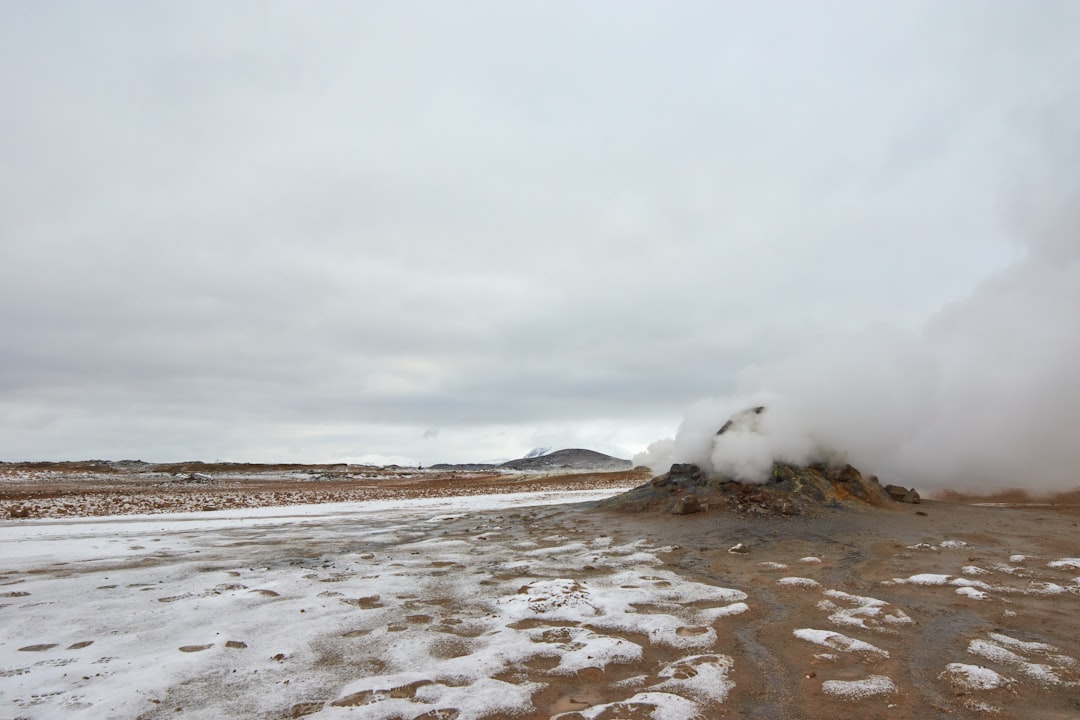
<box><xmin>1</xmin><ymin>487</ymin><xmax>1079</xmax><ymax>719</ymax></box>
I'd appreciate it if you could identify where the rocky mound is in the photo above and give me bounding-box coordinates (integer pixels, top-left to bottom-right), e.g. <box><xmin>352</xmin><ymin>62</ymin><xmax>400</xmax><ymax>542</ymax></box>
<box><xmin>498</xmin><ymin>448</ymin><xmax>632</xmax><ymax>471</ymax></box>
<box><xmin>598</xmin><ymin>461</ymin><xmax>920</xmax><ymax>516</ymax></box>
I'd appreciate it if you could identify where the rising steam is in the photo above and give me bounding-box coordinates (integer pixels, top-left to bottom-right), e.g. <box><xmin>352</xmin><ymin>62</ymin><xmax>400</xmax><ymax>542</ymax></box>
<box><xmin>636</xmin><ymin>227</ymin><xmax>1080</xmax><ymax>492</ymax></box>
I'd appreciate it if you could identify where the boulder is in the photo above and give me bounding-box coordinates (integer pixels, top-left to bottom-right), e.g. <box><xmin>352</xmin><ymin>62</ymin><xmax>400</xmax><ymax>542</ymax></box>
<box><xmin>885</xmin><ymin>484</ymin><xmax>921</xmax><ymax>504</ymax></box>
<box><xmin>671</xmin><ymin>494</ymin><xmax>702</xmax><ymax>515</ymax></box>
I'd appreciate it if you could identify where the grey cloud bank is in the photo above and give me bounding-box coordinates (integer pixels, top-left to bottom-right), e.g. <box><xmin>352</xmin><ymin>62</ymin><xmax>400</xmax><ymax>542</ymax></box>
<box><xmin>1</xmin><ymin>2</ymin><xmax>1078</xmax><ymax>488</ymax></box>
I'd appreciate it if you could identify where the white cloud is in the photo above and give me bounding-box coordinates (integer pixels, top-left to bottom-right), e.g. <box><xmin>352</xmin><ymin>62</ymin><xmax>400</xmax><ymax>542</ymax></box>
<box><xmin>1</xmin><ymin>2</ymin><xmax>1078</xmax><ymax>471</ymax></box>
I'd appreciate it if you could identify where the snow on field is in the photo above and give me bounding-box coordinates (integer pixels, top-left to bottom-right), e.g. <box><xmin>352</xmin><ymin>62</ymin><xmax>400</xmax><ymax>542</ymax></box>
<box><xmin>941</xmin><ymin>662</ymin><xmax>1014</xmax><ymax>690</ymax></box>
<box><xmin>967</xmin><ymin>634</ymin><xmax>1080</xmax><ymax>686</ymax></box>
<box><xmin>821</xmin><ymin>675</ymin><xmax>897</xmax><ymax>698</ymax></box>
<box><xmin>792</xmin><ymin>629</ymin><xmax>889</xmax><ymax>657</ymax></box>
<box><xmin>2</xmin><ymin>492</ymin><xmax>1080</xmax><ymax>718</ymax></box>
<box><xmin>0</xmin><ymin>488</ymin><xmax>752</xmax><ymax>719</ymax></box>
<box><xmin>907</xmin><ymin>540</ymin><xmax>968</xmax><ymax>550</ymax></box>
<box><xmin>816</xmin><ymin>589</ymin><xmax>912</xmax><ymax>631</ymax></box>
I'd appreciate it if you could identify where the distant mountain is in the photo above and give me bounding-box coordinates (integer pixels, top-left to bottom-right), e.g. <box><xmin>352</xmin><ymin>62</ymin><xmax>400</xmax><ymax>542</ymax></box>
<box><xmin>427</xmin><ymin>448</ymin><xmax>632</xmax><ymax>472</ymax></box>
<box><xmin>498</xmin><ymin>448</ymin><xmax>632</xmax><ymax>471</ymax></box>
<box><xmin>426</xmin><ymin>462</ymin><xmax>499</xmax><ymax>471</ymax></box>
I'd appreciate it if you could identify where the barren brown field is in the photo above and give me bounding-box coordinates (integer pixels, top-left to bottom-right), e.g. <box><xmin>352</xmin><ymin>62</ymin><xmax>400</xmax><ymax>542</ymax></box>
<box><xmin>0</xmin><ymin>463</ymin><xmax>651</xmax><ymax>519</ymax></box>
<box><xmin>1</xmin><ymin>464</ymin><xmax>1078</xmax><ymax>719</ymax></box>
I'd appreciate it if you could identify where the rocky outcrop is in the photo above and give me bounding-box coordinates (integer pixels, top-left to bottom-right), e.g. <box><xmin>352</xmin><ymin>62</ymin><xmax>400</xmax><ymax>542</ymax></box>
<box><xmin>716</xmin><ymin>406</ymin><xmax>765</xmax><ymax>436</ymax></box>
<box><xmin>599</xmin><ymin>461</ymin><xmax>902</xmax><ymax>516</ymax></box>
<box><xmin>885</xmin><ymin>484</ymin><xmax>921</xmax><ymax>504</ymax></box>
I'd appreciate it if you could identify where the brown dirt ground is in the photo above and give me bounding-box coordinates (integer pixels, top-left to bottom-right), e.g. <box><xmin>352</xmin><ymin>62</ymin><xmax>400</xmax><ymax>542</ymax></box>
<box><xmin>0</xmin><ymin>463</ymin><xmax>651</xmax><ymax>519</ymax></box>
<box><xmin>3</xmin><ymin>462</ymin><xmax>1079</xmax><ymax>718</ymax></box>
<box><xmin>589</xmin><ymin>499</ymin><xmax>1080</xmax><ymax>719</ymax></box>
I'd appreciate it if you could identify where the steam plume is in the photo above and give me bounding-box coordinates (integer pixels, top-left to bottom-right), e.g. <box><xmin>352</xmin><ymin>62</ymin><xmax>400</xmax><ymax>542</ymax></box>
<box><xmin>636</xmin><ymin>226</ymin><xmax>1080</xmax><ymax>492</ymax></box>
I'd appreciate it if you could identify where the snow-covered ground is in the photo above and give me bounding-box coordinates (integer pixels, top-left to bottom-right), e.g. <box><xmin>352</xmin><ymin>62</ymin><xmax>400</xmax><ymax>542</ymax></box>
<box><xmin>2</xmin><ymin>489</ymin><xmax>1079</xmax><ymax>719</ymax></box>
<box><xmin>2</xmin><ymin>488</ymin><xmax>747</xmax><ymax>719</ymax></box>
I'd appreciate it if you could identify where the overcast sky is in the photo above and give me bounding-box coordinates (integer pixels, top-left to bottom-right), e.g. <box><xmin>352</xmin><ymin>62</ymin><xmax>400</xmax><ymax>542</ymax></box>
<box><xmin>2</xmin><ymin>2</ymin><xmax>1078</xmax><ymax>473</ymax></box>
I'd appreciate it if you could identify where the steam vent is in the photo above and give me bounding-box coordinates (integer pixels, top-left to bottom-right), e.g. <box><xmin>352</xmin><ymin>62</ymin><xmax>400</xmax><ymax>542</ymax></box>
<box><xmin>600</xmin><ymin>407</ymin><xmax>921</xmax><ymax>516</ymax></box>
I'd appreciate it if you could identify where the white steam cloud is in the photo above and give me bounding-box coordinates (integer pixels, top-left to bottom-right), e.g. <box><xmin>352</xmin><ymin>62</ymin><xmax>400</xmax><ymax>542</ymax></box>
<box><xmin>635</xmin><ymin>226</ymin><xmax>1080</xmax><ymax>492</ymax></box>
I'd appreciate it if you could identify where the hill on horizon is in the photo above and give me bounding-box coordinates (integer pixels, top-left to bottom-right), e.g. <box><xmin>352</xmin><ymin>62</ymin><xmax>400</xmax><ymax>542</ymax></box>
<box><xmin>428</xmin><ymin>448</ymin><xmax>631</xmax><ymax>472</ymax></box>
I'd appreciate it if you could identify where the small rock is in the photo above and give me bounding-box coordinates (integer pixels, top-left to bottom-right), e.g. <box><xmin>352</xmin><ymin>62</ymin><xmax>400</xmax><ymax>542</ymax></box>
<box><xmin>728</xmin><ymin>543</ymin><xmax>750</xmax><ymax>554</ymax></box>
<box><xmin>672</xmin><ymin>495</ymin><xmax>702</xmax><ymax>515</ymax></box>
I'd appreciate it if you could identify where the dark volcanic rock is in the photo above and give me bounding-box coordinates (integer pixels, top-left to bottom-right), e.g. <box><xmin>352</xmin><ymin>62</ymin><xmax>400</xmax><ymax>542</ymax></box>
<box><xmin>885</xmin><ymin>484</ymin><xmax>921</xmax><ymax>504</ymax></box>
<box><xmin>598</xmin><ymin>461</ymin><xmax>899</xmax><ymax>516</ymax></box>
<box><xmin>716</xmin><ymin>406</ymin><xmax>765</xmax><ymax>436</ymax></box>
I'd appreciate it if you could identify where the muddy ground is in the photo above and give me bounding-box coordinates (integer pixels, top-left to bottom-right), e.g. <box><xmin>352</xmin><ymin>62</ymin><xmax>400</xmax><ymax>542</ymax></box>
<box><xmin>1</xmin><ymin>463</ymin><xmax>1078</xmax><ymax>719</ymax></box>
<box><xmin>592</xmin><ymin>499</ymin><xmax>1080</xmax><ymax>719</ymax></box>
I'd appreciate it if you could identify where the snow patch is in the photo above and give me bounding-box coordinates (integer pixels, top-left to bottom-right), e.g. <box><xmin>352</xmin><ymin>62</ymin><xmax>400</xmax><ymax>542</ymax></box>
<box><xmin>956</xmin><ymin>586</ymin><xmax>989</xmax><ymax>600</ymax></box>
<box><xmin>908</xmin><ymin>540</ymin><xmax>968</xmax><ymax>551</ymax></box>
<box><xmin>942</xmin><ymin>663</ymin><xmax>1013</xmax><ymax>690</ymax></box>
<box><xmin>552</xmin><ymin>691</ymin><xmax>700</xmax><ymax>720</ymax></box>
<box><xmin>817</xmin><ymin>589</ymin><xmax>912</xmax><ymax>631</ymax></box>
<box><xmin>888</xmin><ymin>573</ymin><xmax>951</xmax><ymax>586</ymax></box>
<box><xmin>792</xmin><ymin>628</ymin><xmax>889</xmax><ymax>656</ymax></box>
<box><xmin>653</xmin><ymin>654</ymin><xmax>735</xmax><ymax>704</ymax></box>
<box><xmin>1024</xmin><ymin>582</ymin><xmax>1067</xmax><ymax>596</ymax></box>
<box><xmin>967</xmin><ymin>635</ymin><xmax>1076</xmax><ymax>686</ymax></box>
<box><xmin>546</xmin><ymin>628</ymin><xmax>643</xmax><ymax>675</ymax></box>
<box><xmin>821</xmin><ymin>675</ymin><xmax>897</xmax><ymax>699</ymax></box>
<box><xmin>499</xmin><ymin>579</ymin><xmax>597</xmax><ymax>618</ymax></box>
